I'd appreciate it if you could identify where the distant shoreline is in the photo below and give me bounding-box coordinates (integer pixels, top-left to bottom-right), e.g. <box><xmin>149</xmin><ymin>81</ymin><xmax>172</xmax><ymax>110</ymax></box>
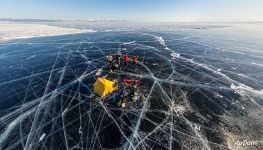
<box><xmin>0</xmin><ymin>21</ymin><xmax>96</xmax><ymax>43</ymax></box>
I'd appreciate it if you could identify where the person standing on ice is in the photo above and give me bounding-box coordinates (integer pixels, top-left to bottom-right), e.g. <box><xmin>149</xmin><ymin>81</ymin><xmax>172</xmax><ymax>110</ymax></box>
<box><xmin>115</xmin><ymin>53</ymin><xmax>122</xmax><ymax>70</ymax></box>
<box><xmin>106</xmin><ymin>52</ymin><xmax>113</xmax><ymax>70</ymax></box>
<box><xmin>133</xmin><ymin>55</ymin><xmax>138</xmax><ymax>67</ymax></box>
<box><xmin>123</xmin><ymin>53</ymin><xmax>129</xmax><ymax>67</ymax></box>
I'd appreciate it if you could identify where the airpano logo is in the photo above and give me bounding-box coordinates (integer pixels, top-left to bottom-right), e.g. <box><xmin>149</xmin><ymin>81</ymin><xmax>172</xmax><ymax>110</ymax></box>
<box><xmin>234</xmin><ymin>140</ymin><xmax>260</xmax><ymax>147</ymax></box>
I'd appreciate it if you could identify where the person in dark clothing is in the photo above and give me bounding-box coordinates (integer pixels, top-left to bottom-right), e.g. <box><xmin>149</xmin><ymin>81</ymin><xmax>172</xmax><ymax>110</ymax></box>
<box><xmin>106</xmin><ymin>53</ymin><xmax>113</xmax><ymax>70</ymax></box>
<box><xmin>115</xmin><ymin>54</ymin><xmax>122</xmax><ymax>70</ymax></box>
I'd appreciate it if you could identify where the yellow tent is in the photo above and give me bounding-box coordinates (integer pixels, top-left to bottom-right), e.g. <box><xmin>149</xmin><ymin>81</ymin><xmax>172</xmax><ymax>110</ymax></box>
<box><xmin>93</xmin><ymin>77</ymin><xmax>116</xmax><ymax>97</ymax></box>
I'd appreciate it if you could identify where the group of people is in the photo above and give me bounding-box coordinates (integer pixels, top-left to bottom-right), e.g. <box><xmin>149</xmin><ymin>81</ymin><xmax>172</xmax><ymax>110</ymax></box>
<box><xmin>106</xmin><ymin>52</ymin><xmax>139</xmax><ymax>71</ymax></box>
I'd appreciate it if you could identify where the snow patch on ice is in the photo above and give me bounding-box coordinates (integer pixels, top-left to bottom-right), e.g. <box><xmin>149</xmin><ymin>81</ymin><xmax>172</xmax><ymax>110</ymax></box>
<box><xmin>26</xmin><ymin>55</ymin><xmax>36</xmax><ymax>60</ymax></box>
<box><xmin>156</xmin><ymin>36</ymin><xmax>165</xmax><ymax>46</ymax></box>
<box><xmin>238</xmin><ymin>74</ymin><xmax>249</xmax><ymax>78</ymax></box>
<box><xmin>153</xmin><ymin>35</ymin><xmax>181</xmax><ymax>60</ymax></box>
<box><xmin>105</xmin><ymin>29</ymin><xmax>113</xmax><ymax>32</ymax></box>
<box><xmin>251</xmin><ymin>62</ymin><xmax>263</xmax><ymax>67</ymax></box>
<box><xmin>154</xmin><ymin>36</ymin><xmax>170</xmax><ymax>50</ymax></box>
<box><xmin>231</xmin><ymin>84</ymin><xmax>263</xmax><ymax>96</ymax></box>
<box><xmin>170</xmin><ymin>52</ymin><xmax>180</xmax><ymax>59</ymax></box>
<box><xmin>123</xmin><ymin>41</ymin><xmax>136</xmax><ymax>45</ymax></box>
<box><xmin>232</xmin><ymin>51</ymin><xmax>245</xmax><ymax>55</ymax></box>
<box><xmin>215</xmin><ymin>92</ymin><xmax>224</xmax><ymax>98</ymax></box>
<box><xmin>39</xmin><ymin>133</ymin><xmax>46</xmax><ymax>142</ymax></box>
<box><xmin>181</xmin><ymin>55</ymin><xmax>263</xmax><ymax>99</ymax></box>
<box><xmin>0</xmin><ymin>22</ymin><xmax>96</xmax><ymax>42</ymax></box>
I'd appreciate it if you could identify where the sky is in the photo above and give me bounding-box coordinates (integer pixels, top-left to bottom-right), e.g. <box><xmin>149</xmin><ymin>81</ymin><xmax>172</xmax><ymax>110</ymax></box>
<box><xmin>0</xmin><ymin>0</ymin><xmax>263</xmax><ymax>22</ymax></box>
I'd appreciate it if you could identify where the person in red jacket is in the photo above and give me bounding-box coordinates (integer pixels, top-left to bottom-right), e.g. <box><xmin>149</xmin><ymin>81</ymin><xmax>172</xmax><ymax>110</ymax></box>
<box><xmin>123</xmin><ymin>53</ymin><xmax>129</xmax><ymax>66</ymax></box>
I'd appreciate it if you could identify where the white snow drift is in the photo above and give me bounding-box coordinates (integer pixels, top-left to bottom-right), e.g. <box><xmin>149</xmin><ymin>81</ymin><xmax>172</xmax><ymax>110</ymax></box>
<box><xmin>0</xmin><ymin>22</ymin><xmax>96</xmax><ymax>42</ymax></box>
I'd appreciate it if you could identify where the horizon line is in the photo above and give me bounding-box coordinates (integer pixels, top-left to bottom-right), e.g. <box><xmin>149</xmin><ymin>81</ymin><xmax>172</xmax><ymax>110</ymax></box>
<box><xmin>1</xmin><ymin>18</ymin><xmax>263</xmax><ymax>23</ymax></box>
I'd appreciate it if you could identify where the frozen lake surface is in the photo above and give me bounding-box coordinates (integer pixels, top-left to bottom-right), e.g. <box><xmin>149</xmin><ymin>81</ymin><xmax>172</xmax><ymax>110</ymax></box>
<box><xmin>0</xmin><ymin>22</ymin><xmax>262</xmax><ymax>150</ymax></box>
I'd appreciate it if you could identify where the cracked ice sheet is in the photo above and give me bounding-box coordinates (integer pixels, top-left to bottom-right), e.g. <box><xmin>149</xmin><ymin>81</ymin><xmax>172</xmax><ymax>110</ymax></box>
<box><xmin>0</xmin><ymin>22</ymin><xmax>263</xmax><ymax>150</ymax></box>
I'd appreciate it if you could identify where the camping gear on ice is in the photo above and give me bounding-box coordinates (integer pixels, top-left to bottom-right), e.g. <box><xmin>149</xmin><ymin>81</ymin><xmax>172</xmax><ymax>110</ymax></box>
<box><xmin>116</xmin><ymin>98</ymin><xmax>127</xmax><ymax>108</ymax></box>
<box><xmin>116</xmin><ymin>99</ymin><xmax>122</xmax><ymax>107</ymax></box>
<box><xmin>122</xmin><ymin>79</ymin><xmax>141</xmax><ymax>86</ymax></box>
<box><xmin>93</xmin><ymin>77</ymin><xmax>116</xmax><ymax>97</ymax></box>
<box><xmin>121</xmin><ymin>103</ymin><xmax>126</xmax><ymax>108</ymax></box>
<box><xmin>95</xmin><ymin>68</ymin><xmax>103</xmax><ymax>76</ymax></box>
<box><xmin>91</xmin><ymin>52</ymin><xmax>144</xmax><ymax>108</ymax></box>
<box><xmin>131</xmin><ymin>89</ymin><xmax>140</xmax><ymax>102</ymax></box>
